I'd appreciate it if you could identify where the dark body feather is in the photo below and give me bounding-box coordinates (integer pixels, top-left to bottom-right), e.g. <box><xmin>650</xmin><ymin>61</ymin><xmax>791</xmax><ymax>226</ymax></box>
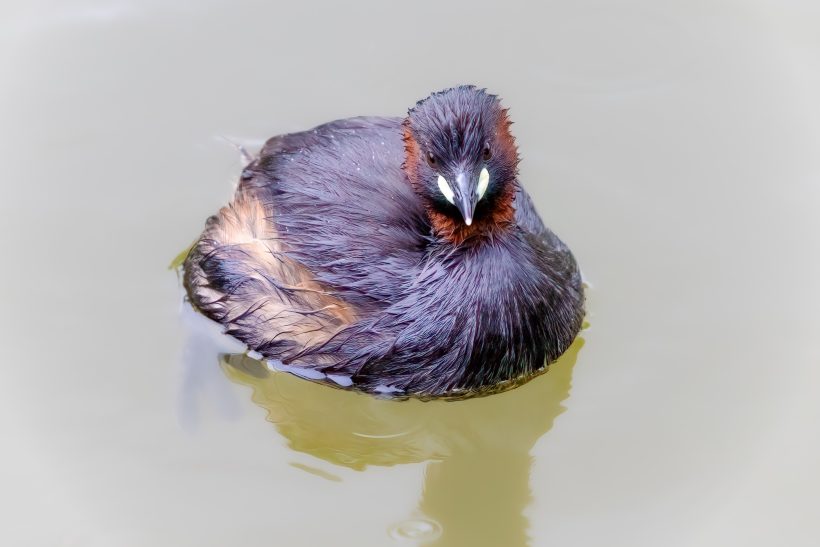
<box><xmin>185</xmin><ymin>99</ymin><xmax>584</xmax><ymax>397</ymax></box>
<box><xmin>253</xmin><ymin>117</ymin><xmax>428</xmax><ymax>309</ymax></box>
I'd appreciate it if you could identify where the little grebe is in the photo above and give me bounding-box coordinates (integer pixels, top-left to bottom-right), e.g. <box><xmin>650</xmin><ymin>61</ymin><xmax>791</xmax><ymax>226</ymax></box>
<box><xmin>184</xmin><ymin>85</ymin><xmax>584</xmax><ymax>396</ymax></box>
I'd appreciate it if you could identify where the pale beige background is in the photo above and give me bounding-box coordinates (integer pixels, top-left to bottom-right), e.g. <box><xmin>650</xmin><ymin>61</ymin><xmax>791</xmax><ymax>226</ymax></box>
<box><xmin>1</xmin><ymin>1</ymin><xmax>819</xmax><ymax>546</ymax></box>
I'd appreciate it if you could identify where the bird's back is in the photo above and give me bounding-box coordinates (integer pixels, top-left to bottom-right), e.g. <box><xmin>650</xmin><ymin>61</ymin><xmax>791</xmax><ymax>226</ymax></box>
<box><xmin>243</xmin><ymin>116</ymin><xmax>430</xmax><ymax>311</ymax></box>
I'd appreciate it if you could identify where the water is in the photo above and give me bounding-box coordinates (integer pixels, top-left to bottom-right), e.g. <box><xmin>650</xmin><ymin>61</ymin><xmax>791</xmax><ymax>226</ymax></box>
<box><xmin>2</xmin><ymin>1</ymin><xmax>819</xmax><ymax>545</ymax></box>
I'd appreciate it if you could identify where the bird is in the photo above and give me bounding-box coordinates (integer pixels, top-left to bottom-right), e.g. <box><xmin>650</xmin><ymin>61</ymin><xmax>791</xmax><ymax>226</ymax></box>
<box><xmin>183</xmin><ymin>85</ymin><xmax>584</xmax><ymax>397</ymax></box>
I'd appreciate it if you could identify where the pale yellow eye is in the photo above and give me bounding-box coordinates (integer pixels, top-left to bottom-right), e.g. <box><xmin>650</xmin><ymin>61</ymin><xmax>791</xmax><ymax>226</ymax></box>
<box><xmin>437</xmin><ymin>175</ymin><xmax>455</xmax><ymax>204</ymax></box>
<box><xmin>477</xmin><ymin>167</ymin><xmax>490</xmax><ymax>200</ymax></box>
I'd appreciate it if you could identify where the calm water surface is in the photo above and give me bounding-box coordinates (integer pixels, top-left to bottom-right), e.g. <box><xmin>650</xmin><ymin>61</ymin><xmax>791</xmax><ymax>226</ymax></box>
<box><xmin>2</xmin><ymin>1</ymin><xmax>819</xmax><ymax>546</ymax></box>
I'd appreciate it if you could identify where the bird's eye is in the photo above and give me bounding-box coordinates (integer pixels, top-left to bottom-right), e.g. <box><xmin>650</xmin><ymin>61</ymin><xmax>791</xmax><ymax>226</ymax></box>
<box><xmin>426</xmin><ymin>152</ymin><xmax>438</xmax><ymax>167</ymax></box>
<box><xmin>482</xmin><ymin>142</ymin><xmax>492</xmax><ymax>161</ymax></box>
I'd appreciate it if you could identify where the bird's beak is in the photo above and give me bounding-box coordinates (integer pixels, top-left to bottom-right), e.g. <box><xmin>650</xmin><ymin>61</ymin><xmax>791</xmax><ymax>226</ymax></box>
<box><xmin>454</xmin><ymin>171</ymin><xmax>476</xmax><ymax>226</ymax></box>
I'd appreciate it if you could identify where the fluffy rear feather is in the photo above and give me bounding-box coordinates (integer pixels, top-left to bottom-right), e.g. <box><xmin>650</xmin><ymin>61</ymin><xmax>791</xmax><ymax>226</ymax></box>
<box><xmin>183</xmin><ymin>188</ymin><xmax>356</xmax><ymax>362</ymax></box>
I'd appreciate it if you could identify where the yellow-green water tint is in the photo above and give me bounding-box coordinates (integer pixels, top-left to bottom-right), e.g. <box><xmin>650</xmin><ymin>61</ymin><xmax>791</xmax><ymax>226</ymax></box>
<box><xmin>222</xmin><ymin>338</ymin><xmax>583</xmax><ymax>545</ymax></box>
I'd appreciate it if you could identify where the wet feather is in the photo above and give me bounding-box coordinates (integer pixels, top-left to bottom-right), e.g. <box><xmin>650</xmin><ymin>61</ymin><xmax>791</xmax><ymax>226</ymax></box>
<box><xmin>183</xmin><ymin>86</ymin><xmax>584</xmax><ymax>396</ymax></box>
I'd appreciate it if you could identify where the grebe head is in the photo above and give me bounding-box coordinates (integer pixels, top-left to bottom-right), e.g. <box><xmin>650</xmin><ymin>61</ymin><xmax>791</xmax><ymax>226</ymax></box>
<box><xmin>403</xmin><ymin>85</ymin><xmax>519</xmax><ymax>231</ymax></box>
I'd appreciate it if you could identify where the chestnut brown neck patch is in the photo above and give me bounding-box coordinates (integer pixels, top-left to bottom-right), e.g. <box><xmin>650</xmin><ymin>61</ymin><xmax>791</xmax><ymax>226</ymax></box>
<box><xmin>402</xmin><ymin>118</ymin><xmax>518</xmax><ymax>246</ymax></box>
<box><xmin>494</xmin><ymin>107</ymin><xmax>519</xmax><ymax>171</ymax></box>
<box><xmin>402</xmin><ymin>121</ymin><xmax>422</xmax><ymax>194</ymax></box>
<box><xmin>425</xmin><ymin>181</ymin><xmax>516</xmax><ymax>245</ymax></box>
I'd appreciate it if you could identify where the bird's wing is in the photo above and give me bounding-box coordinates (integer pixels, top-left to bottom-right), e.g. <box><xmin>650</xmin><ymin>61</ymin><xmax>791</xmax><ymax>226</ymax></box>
<box><xmin>514</xmin><ymin>183</ymin><xmax>582</xmax><ymax>289</ymax></box>
<box><xmin>243</xmin><ymin>117</ymin><xmax>430</xmax><ymax>312</ymax></box>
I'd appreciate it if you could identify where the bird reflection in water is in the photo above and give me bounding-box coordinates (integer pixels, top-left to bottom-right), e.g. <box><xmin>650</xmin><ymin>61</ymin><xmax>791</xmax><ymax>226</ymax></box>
<box><xmin>219</xmin><ymin>337</ymin><xmax>583</xmax><ymax>546</ymax></box>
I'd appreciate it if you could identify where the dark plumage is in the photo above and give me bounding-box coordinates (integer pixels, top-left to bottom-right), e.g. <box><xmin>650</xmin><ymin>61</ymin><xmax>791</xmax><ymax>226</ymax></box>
<box><xmin>184</xmin><ymin>85</ymin><xmax>584</xmax><ymax>397</ymax></box>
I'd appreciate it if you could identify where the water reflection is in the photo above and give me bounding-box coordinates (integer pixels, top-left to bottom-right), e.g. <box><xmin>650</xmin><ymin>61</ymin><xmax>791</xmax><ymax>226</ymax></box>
<box><xmin>221</xmin><ymin>338</ymin><xmax>583</xmax><ymax>546</ymax></box>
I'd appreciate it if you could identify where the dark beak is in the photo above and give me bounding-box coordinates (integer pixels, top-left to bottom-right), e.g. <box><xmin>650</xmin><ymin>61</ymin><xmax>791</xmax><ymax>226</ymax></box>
<box><xmin>454</xmin><ymin>172</ymin><xmax>476</xmax><ymax>226</ymax></box>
